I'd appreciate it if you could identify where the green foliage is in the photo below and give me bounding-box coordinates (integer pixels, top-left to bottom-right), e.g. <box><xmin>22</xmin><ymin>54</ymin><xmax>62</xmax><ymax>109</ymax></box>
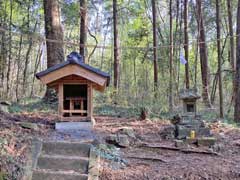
<box><xmin>61</xmin><ymin>1</ymin><xmax>79</xmax><ymax>25</ymax></box>
<box><xmin>94</xmin><ymin>104</ymin><xmax>139</xmax><ymax>118</ymax></box>
<box><xmin>0</xmin><ymin>172</ymin><xmax>7</xmax><ymax>180</ymax></box>
<box><xmin>8</xmin><ymin>98</ymin><xmax>57</xmax><ymax>113</ymax></box>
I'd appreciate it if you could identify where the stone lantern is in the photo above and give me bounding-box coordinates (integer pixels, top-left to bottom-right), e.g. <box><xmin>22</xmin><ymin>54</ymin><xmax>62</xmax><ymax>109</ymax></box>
<box><xmin>175</xmin><ymin>88</ymin><xmax>210</xmax><ymax>139</ymax></box>
<box><xmin>179</xmin><ymin>88</ymin><xmax>201</xmax><ymax>115</ymax></box>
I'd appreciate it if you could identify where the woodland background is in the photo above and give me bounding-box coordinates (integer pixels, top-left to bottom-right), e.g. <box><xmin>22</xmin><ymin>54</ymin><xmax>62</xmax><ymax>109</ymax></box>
<box><xmin>1</xmin><ymin>0</ymin><xmax>240</xmax><ymax>122</ymax></box>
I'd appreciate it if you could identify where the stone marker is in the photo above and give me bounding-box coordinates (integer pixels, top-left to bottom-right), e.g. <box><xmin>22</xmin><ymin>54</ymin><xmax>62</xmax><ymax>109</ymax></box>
<box><xmin>118</xmin><ymin>127</ymin><xmax>135</xmax><ymax>138</ymax></box>
<box><xmin>172</xmin><ymin>88</ymin><xmax>213</xmax><ymax>141</ymax></box>
<box><xmin>0</xmin><ymin>101</ymin><xmax>11</xmax><ymax>113</ymax></box>
<box><xmin>106</xmin><ymin>134</ymin><xmax>130</xmax><ymax>148</ymax></box>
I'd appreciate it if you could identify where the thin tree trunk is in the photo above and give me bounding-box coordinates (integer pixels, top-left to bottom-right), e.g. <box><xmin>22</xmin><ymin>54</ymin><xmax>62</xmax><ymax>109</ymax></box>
<box><xmin>113</xmin><ymin>0</ymin><xmax>120</xmax><ymax>90</ymax></box>
<box><xmin>6</xmin><ymin>0</ymin><xmax>13</xmax><ymax>98</ymax></box>
<box><xmin>152</xmin><ymin>0</ymin><xmax>158</xmax><ymax>93</ymax></box>
<box><xmin>80</xmin><ymin>0</ymin><xmax>87</xmax><ymax>62</ymax></box>
<box><xmin>227</xmin><ymin>0</ymin><xmax>235</xmax><ymax>72</ymax></box>
<box><xmin>87</xmin><ymin>28</ymin><xmax>98</xmax><ymax>63</ymax></box>
<box><xmin>23</xmin><ymin>21</ymin><xmax>37</xmax><ymax>96</ymax></box>
<box><xmin>211</xmin><ymin>36</ymin><xmax>228</xmax><ymax>105</ymax></box>
<box><xmin>216</xmin><ymin>0</ymin><xmax>223</xmax><ymax>118</ymax></box>
<box><xmin>194</xmin><ymin>37</ymin><xmax>199</xmax><ymax>88</ymax></box>
<box><xmin>227</xmin><ymin>0</ymin><xmax>236</xmax><ymax>108</ymax></box>
<box><xmin>169</xmin><ymin>0</ymin><xmax>173</xmax><ymax>112</ymax></box>
<box><xmin>0</xmin><ymin>2</ymin><xmax>7</xmax><ymax>90</ymax></box>
<box><xmin>234</xmin><ymin>0</ymin><xmax>240</xmax><ymax>122</ymax></box>
<box><xmin>101</xmin><ymin>18</ymin><xmax>110</xmax><ymax>69</ymax></box>
<box><xmin>196</xmin><ymin>0</ymin><xmax>211</xmax><ymax>108</ymax></box>
<box><xmin>16</xmin><ymin>34</ymin><xmax>23</xmax><ymax>102</ymax></box>
<box><xmin>177</xmin><ymin>1</ymin><xmax>184</xmax><ymax>95</ymax></box>
<box><xmin>184</xmin><ymin>0</ymin><xmax>190</xmax><ymax>89</ymax></box>
<box><xmin>30</xmin><ymin>43</ymin><xmax>43</xmax><ymax>97</ymax></box>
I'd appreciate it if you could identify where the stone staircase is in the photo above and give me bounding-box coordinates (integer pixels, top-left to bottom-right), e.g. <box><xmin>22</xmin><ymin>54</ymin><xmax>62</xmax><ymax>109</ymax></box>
<box><xmin>31</xmin><ymin>141</ymin><xmax>94</xmax><ymax>180</ymax></box>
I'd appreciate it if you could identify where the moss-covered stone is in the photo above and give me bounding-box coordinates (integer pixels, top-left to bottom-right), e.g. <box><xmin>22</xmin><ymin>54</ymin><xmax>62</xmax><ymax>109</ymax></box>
<box><xmin>197</xmin><ymin>137</ymin><xmax>216</xmax><ymax>147</ymax></box>
<box><xmin>19</xmin><ymin>122</ymin><xmax>38</xmax><ymax>131</ymax></box>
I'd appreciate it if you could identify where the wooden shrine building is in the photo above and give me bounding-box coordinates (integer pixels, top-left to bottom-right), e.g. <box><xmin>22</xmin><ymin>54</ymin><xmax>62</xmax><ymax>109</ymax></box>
<box><xmin>36</xmin><ymin>52</ymin><xmax>110</xmax><ymax>123</ymax></box>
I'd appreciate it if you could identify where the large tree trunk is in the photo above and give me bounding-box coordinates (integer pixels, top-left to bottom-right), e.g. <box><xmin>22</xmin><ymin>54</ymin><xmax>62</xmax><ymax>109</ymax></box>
<box><xmin>216</xmin><ymin>0</ymin><xmax>223</xmax><ymax>118</ymax></box>
<box><xmin>196</xmin><ymin>0</ymin><xmax>211</xmax><ymax>107</ymax></box>
<box><xmin>234</xmin><ymin>0</ymin><xmax>240</xmax><ymax>122</ymax></box>
<box><xmin>184</xmin><ymin>0</ymin><xmax>190</xmax><ymax>89</ymax></box>
<box><xmin>152</xmin><ymin>0</ymin><xmax>158</xmax><ymax>93</ymax></box>
<box><xmin>169</xmin><ymin>0</ymin><xmax>173</xmax><ymax>112</ymax></box>
<box><xmin>113</xmin><ymin>0</ymin><xmax>120</xmax><ymax>90</ymax></box>
<box><xmin>43</xmin><ymin>0</ymin><xmax>64</xmax><ymax>101</ymax></box>
<box><xmin>80</xmin><ymin>0</ymin><xmax>87</xmax><ymax>62</ymax></box>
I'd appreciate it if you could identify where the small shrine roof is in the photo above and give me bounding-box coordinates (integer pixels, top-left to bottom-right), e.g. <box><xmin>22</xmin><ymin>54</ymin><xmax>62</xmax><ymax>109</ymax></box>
<box><xmin>179</xmin><ymin>88</ymin><xmax>201</xmax><ymax>100</ymax></box>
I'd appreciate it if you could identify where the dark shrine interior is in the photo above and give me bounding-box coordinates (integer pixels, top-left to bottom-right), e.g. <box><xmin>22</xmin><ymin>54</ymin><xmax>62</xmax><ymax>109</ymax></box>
<box><xmin>63</xmin><ymin>84</ymin><xmax>88</xmax><ymax>117</ymax></box>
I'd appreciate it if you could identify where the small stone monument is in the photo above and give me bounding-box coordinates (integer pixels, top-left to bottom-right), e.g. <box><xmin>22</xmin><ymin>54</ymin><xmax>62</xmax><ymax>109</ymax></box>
<box><xmin>179</xmin><ymin>88</ymin><xmax>200</xmax><ymax>115</ymax></box>
<box><xmin>175</xmin><ymin>89</ymin><xmax>210</xmax><ymax>139</ymax></box>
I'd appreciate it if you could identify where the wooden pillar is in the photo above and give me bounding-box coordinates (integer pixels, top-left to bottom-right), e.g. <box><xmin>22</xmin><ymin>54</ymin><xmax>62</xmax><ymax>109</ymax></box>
<box><xmin>87</xmin><ymin>83</ymin><xmax>93</xmax><ymax>121</ymax></box>
<box><xmin>58</xmin><ymin>83</ymin><xmax>63</xmax><ymax>118</ymax></box>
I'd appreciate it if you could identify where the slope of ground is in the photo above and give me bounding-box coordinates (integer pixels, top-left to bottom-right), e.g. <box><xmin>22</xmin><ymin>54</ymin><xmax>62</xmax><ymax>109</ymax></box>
<box><xmin>0</xmin><ymin>109</ymin><xmax>240</xmax><ymax>180</ymax></box>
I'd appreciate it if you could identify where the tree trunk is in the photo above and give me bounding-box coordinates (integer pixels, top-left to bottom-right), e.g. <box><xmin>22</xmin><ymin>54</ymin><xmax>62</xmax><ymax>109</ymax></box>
<box><xmin>169</xmin><ymin>0</ymin><xmax>173</xmax><ymax>112</ymax></box>
<box><xmin>227</xmin><ymin>0</ymin><xmax>236</xmax><ymax>104</ymax></box>
<box><xmin>234</xmin><ymin>0</ymin><xmax>240</xmax><ymax>122</ymax></box>
<box><xmin>43</xmin><ymin>0</ymin><xmax>64</xmax><ymax>101</ymax></box>
<box><xmin>6</xmin><ymin>0</ymin><xmax>13</xmax><ymax>98</ymax></box>
<box><xmin>184</xmin><ymin>0</ymin><xmax>190</xmax><ymax>89</ymax></box>
<box><xmin>23</xmin><ymin>20</ymin><xmax>37</xmax><ymax>97</ymax></box>
<box><xmin>0</xmin><ymin>1</ymin><xmax>7</xmax><ymax>91</ymax></box>
<box><xmin>80</xmin><ymin>0</ymin><xmax>87</xmax><ymax>62</ymax></box>
<box><xmin>152</xmin><ymin>0</ymin><xmax>158</xmax><ymax>93</ymax></box>
<box><xmin>196</xmin><ymin>0</ymin><xmax>211</xmax><ymax>108</ymax></box>
<box><xmin>216</xmin><ymin>0</ymin><xmax>223</xmax><ymax>118</ymax></box>
<box><xmin>30</xmin><ymin>43</ymin><xmax>43</xmax><ymax>97</ymax></box>
<box><xmin>113</xmin><ymin>0</ymin><xmax>120</xmax><ymax>90</ymax></box>
<box><xmin>16</xmin><ymin>34</ymin><xmax>23</xmax><ymax>102</ymax></box>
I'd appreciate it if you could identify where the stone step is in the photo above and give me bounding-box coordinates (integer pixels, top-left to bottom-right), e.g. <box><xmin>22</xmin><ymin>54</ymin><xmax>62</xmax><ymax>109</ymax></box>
<box><xmin>37</xmin><ymin>155</ymin><xmax>89</xmax><ymax>173</ymax></box>
<box><xmin>41</xmin><ymin>141</ymin><xmax>91</xmax><ymax>157</ymax></box>
<box><xmin>55</xmin><ymin>122</ymin><xmax>92</xmax><ymax>131</ymax></box>
<box><xmin>32</xmin><ymin>169</ymin><xmax>88</xmax><ymax>180</ymax></box>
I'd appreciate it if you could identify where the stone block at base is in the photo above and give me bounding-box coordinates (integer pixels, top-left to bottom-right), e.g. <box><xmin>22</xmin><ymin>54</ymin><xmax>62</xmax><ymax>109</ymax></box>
<box><xmin>176</xmin><ymin>125</ymin><xmax>191</xmax><ymax>139</ymax></box>
<box><xmin>197</xmin><ymin>137</ymin><xmax>216</xmax><ymax>147</ymax></box>
<box><xmin>174</xmin><ymin>140</ymin><xmax>185</xmax><ymax>148</ymax></box>
<box><xmin>185</xmin><ymin>137</ymin><xmax>197</xmax><ymax>144</ymax></box>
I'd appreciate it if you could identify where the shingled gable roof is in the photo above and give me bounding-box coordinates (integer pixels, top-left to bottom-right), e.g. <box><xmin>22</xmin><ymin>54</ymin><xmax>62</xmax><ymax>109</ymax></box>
<box><xmin>36</xmin><ymin>52</ymin><xmax>110</xmax><ymax>86</ymax></box>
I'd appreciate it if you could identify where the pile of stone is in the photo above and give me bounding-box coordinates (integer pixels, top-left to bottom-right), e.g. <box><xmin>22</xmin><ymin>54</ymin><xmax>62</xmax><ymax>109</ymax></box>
<box><xmin>105</xmin><ymin>127</ymin><xmax>136</xmax><ymax>148</ymax></box>
<box><xmin>171</xmin><ymin>89</ymin><xmax>215</xmax><ymax>147</ymax></box>
<box><xmin>173</xmin><ymin>114</ymin><xmax>210</xmax><ymax>139</ymax></box>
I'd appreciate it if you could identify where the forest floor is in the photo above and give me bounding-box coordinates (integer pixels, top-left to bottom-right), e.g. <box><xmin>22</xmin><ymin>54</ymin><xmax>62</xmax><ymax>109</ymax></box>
<box><xmin>0</xmin><ymin>106</ymin><xmax>240</xmax><ymax>180</ymax></box>
<box><xmin>95</xmin><ymin>117</ymin><xmax>240</xmax><ymax>180</ymax></box>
